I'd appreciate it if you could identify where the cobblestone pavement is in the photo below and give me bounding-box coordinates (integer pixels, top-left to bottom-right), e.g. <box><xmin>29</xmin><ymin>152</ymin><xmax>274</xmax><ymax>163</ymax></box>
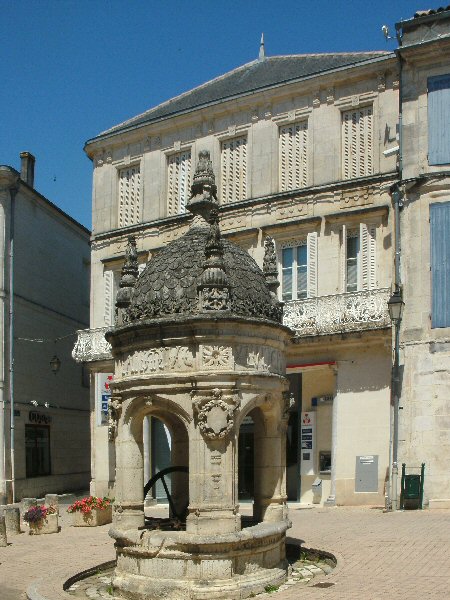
<box><xmin>0</xmin><ymin>504</ymin><xmax>449</xmax><ymax>600</ymax></box>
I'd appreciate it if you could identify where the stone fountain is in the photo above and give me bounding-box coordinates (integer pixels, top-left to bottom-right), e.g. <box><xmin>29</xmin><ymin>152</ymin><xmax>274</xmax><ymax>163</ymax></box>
<box><xmin>106</xmin><ymin>151</ymin><xmax>291</xmax><ymax>599</ymax></box>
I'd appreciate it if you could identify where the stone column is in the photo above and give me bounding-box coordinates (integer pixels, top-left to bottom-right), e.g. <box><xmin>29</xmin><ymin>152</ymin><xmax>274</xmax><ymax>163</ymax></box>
<box><xmin>170</xmin><ymin>421</ymin><xmax>189</xmax><ymax>519</ymax></box>
<box><xmin>254</xmin><ymin>403</ymin><xmax>286</xmax><ymax>523</ymax></box>
<box><xmin>115</xmin><ymin>408</ymin><xmax>144</xmax><ymax>529</ymax></box>
<box><xmin>187</xmin><ymin>387</ymin><xmax>240</xmax><ymax>534</ymax></box>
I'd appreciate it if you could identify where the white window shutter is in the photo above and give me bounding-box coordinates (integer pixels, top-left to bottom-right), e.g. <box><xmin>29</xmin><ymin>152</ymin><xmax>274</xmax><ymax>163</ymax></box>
<box><xmin>138</xmin><ymin>263</ymin><xmax>146</xmax><ymax>276</ymax></box>
<box><xmin>369</xmin><ymin>225</ymin><xmax>377</xmax><ymax>289</ymax></box>
<box><xmin>360</xmin><ymin>222</ymin><xmax>369</xmax><ymax>290</ymax></box>
<box><xmin>167</xmin><ymin>151</ymin><xmax>192</xmax><ymax>216</ymax></box>
<box><xmin>118</xmin><ymin>166</ymin><xmax>141</xmax><ymax>227</ymax></box>
<box><xmin>307</xmin><ymin>232</ymin><xmax>318</xmax><ymax>298</ymax></box>
<box><xmin>341</xmin><ymin>225</ymin><xmax>347</xmax><ymax>292</ymax></box>
<box><xmin>279</xmin><ymin>122</ymin><xmax>308</xmax><ymax>192</ymax></box>
<box><xmin>342</xmin><ymin>107</ymin><xmax>373</xmax><ymax>180</ymax></box>
<box><xmin>104</xmin><ymin>270</ymin><xmax>114</xmax><ymax>326</ymax></box>
<box><xmin>221</xmin><ymin>136</ymin><xmax>247</xmax><ymax>203</ymax></box>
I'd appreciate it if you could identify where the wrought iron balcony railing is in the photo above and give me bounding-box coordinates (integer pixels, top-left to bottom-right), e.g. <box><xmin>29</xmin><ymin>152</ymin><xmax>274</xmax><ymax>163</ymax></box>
<box><xmin>72</xmin><ymin>326</ymin><xmax>112</xmax><ymax>363</ymax></box>
<box><xmin>283</xmin><ymin>288</ymin><xmax>391</xmax><ymax>337</ymax></box>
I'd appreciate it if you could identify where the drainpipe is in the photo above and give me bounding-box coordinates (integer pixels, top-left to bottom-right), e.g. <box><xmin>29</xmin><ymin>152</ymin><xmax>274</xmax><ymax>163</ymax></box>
<box><xmin>0</xmin><ymin>167</ymin><xmax>19</xmax><ymax>505</ymax></box>
<box><xmin>8</xmin><ymin>185</ymin><xmax>16</xmax><ymax>504</ymax></box>
<box><xmin>387</xmin><ymin>36</ymin><xmax>404</xmax><ymax>512</ymax></box>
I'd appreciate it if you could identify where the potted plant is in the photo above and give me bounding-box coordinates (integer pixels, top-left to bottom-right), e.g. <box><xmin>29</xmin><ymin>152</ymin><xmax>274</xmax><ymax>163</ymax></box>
<box><xmin>23</xmin><ymin>504</ymin><xmax>58</xmax><ymax>535</ymax></box>
<box><xmin>68</xmin><ymin>496</ymin><xmax>113</xmax><ymax>527</ymax></box>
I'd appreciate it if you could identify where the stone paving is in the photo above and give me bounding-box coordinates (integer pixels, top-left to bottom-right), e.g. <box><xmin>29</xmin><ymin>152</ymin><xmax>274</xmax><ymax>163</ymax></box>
<box><xmin>0</xmin><ymin>503</ymin><xmax>449</xmax><ymax>600</ymax></box>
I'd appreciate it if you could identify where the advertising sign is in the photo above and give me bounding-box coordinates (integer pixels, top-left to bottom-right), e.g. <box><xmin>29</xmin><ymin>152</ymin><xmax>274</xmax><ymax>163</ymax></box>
<box><xmin>97</xmin><ymin>373</ymin><xmax>113</xmax><ymax>426</ymax></box>
<box><xmin>300</xmin><ymin>411</ymin><xmax>315</xmax><ymax>475</ymax></box>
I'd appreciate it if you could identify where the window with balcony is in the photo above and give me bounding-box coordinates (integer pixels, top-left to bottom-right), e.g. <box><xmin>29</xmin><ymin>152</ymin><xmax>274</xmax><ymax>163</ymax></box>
<box><xmin>280</xmin><ymin>233</ymin><xmax>317</xmax><ymax>302</ymax></box>
<box><xmin>341</xmin><ymin>224</ymin><xmax>376</xmax><ymax>292</ymax></box>
<box><xmin>342</xmin><ymin>106</ymin><xmax>373</xmax><ymax>180</ymax></box>
<box><xmin>167</xmin><ymin>150</ymin><xmax>192</xmax><ymax>216</ymax></box>
<box><xmin>428</xmin><ymin>74</ymin><xmax>450</xmax><ymax>165</ymax></box>
<box><xmin>430</xmin><ymin>201</ymin><xmax>450</xmax><ymax>328</ymax></box>
<box><xmin>220</xmin><ymin>135</ymin><xmax>247</xmax><ymax>203</ymax></box>
<box><xmin>279</xmin><ymin>121</ymin><xmax>309</xmax><ymax>191</ymax></box>
<box><xmin>118</xmin><ymin>165</ymin><xmax>141</xmax><ymax>228</ymax></box>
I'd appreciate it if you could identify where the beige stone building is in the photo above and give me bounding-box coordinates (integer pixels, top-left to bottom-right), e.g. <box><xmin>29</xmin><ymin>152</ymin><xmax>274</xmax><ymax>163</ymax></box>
<box><xmin>0</xmin><ymin>153</ymin><xmax>91</xmax><ymax>503</ymax></box>
<box><xmin>74</xmin><ymin>7</ymin><xmax>450</xmax><ymax>508</ymax></box>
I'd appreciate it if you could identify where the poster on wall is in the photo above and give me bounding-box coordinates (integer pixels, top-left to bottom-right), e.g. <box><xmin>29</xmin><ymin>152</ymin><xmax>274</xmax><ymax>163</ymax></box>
<box><xmin>300</xmin><ymin>411</ymin><xmax>315</xmax><ymax>475</ymax></box>
<box><xmin>97</xmin><ymin>373</ymin><xmax>113</xmax><ymax>426</ymax></box>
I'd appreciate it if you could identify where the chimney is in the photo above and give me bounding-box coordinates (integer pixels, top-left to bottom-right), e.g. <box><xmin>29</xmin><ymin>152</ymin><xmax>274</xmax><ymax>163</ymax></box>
<box><xmin>20</xmin><ymin>152</ymin><xmax>35</xmax><ymax>188</ymax></box>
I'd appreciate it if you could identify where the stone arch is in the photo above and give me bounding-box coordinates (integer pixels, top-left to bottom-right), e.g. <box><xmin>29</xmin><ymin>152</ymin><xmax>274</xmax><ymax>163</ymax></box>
<box><xmin>236</xmin><ymin>394</ymin><xmax>286</xmax><ymax>524</ymax></box>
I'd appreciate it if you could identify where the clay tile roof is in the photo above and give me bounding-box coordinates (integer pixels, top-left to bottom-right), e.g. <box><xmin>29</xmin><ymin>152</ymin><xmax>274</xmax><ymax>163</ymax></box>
<box><xmin>414</xmin><ymin>5</ymin><xmax>450</xmax><ymax>17</ymax></box>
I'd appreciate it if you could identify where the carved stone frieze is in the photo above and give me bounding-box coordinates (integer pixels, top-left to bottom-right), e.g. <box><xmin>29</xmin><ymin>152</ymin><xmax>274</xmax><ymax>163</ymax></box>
<box><xmin>201</xmin><ymin>345</ymin><xmax>232</xmax><ymax>369</ymax></box>
<box><xmin>116</xmin><ymin>346</ymin><xmax>194</xmax><ymax>378</ymax></box>
<box><xmin>275</xmin><ymin>198</ymin><xmax>308</xmax><ymax>221</ymax></box>
<box><xmin>192</xmin><ymin>388</ymin><xmax>240</xmax><ymax>440</ymax></box>
<box><xmin>339</xmin><ymin>186</ymin><xmax>375</xmax><ymax>209</ymax></box>
<box><xmin>234</xmin><ymin>345</ymin><xmax>284</xmax><ymax>375</ymax></box>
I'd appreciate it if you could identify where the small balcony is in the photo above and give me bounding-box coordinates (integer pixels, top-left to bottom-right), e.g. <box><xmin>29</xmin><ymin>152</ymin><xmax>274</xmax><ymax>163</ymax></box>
<box><xmin>72</xmin><ymin>327</ymin><xmax>112</xmax><ymax>363</ymax></box>
<box><xmin>283</xmin><ymin>288</ymin><xmax>391</xmax><ymax>337</ymax></box>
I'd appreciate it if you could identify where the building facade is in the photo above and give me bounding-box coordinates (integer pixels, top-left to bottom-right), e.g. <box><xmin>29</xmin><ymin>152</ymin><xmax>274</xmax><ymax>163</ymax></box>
<box><xmin>0</xmin><ymin>153</ymin><xmax>91</xmax><ymax>503</ymax></box>
<box><xmin>74</xmin><ymin>7</ymin><xmax>450</xmax><ymax>507</ymax></box>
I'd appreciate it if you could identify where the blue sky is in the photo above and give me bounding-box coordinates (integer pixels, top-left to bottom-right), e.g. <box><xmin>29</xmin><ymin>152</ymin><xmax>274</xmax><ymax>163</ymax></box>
<box><xmin>1</xmin><ymin>0</ymin><xmax>418</xmax><ymax>229</ymax></box>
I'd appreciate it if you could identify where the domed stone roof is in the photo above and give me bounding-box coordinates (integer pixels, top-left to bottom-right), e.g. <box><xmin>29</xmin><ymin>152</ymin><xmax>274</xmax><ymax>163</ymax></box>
<box><xmin>115</xmin><ymin>150</ymin><xmax>282</xmax><ymax>326</ymax></box>
<box><xmin>126</xmin><ymin>224</ymin><xmax>281</xmax><ymax>323</ymax></box>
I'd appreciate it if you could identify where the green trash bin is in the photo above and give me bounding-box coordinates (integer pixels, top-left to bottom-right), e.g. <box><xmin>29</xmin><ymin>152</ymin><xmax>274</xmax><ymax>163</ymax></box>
<box><xmin>404</xmin><ymin>474</ymin><xmax>421</xmax><ymax>499</ymax></box>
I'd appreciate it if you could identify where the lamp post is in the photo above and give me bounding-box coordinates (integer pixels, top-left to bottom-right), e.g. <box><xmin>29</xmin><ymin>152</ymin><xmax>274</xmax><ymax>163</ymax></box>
<box><xmin>388</xmin><ymin>288</ymin><xmax>404</xmax><ymax>511</ymax></box>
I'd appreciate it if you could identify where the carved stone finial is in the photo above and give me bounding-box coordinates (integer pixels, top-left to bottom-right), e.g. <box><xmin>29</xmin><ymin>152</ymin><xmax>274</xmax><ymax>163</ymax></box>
<box><xmin>198</xmin><ymin>207</ymin><xmax>231</xmax><ymax>311</ymax></box>
<box><xmin>263</xmin><ymin>236</ymin><xmax>279</xmax><ymax>293</ymax></box>
<box><xmin>116</xmin><ymin>236</ymin><xmax>139</xmax><ymax>325</ymax></box>
<box><xmin>187</xmin><ymin>151</ymin><xmax>218</xmax><ymax>221</ymax></box>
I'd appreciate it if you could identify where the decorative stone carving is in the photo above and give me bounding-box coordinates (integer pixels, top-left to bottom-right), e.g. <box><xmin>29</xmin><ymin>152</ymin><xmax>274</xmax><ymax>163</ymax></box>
<box><xmin>202</xmin><ymin>345</ymin><xmax>232</xmax><ymax>369</ymax></box>
<box><xmin>72</xmin><ymin>327</ymin><xmax>112</xmax><ymax>363</ymax></box>
<box><xmin>108</xmin><ymin>395</ymin><xmax>122</xmax><ymax>441</ymax></box>
<box><xmin>263</xmin><ymin>236</ymin><xmax>280</xmax><ymax>297</ymax></box>
<box><xmin>234</xmin><ymin>345</ymin><xmax>284</xmax><ymax>375</ymax></box>
<box><xmin>275</xmin><ymin>198</ymin><xmax>307</xmax><ymax>221</ymax></box>
<box><xmin>116</xmin><ymin>346</ymin><xmax>194</xmax><ymax>378</ymax></box>
<box><xmin>340</xmin><ymin>186</ymin><xmax>374</xmax><ymax>209</ymax></box>
<box><xmin>283</xmin><ymin>288</ymin><xmax>391</xmax><ymax>336</ymax></box>
<box><xmin>192</xmin><ymin>388</ymin><xmax>240</xmax><ymax>440</ymax></box>
<box><xmin>116</xmin><ymin>237</ymin><xmax>139</xmax><ymax>325</ymax></box>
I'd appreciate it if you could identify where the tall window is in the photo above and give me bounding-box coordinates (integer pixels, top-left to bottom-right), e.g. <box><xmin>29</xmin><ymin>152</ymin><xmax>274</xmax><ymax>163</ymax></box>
<box><xmin>26</xmin><ymin>425</ymin><xmax>51</xmax><ymax>477</ymax></box>
<box><xmin>428</xmin><ymin>74</ymin><xmax>450</xmax><ymax>165</ymax></box>
<box><xmin>280</xmin><ymin>233</ymin><xmax>318</xmax><ymax>301</ymax></box>
<box><xmin>167</xmin><ymin>150</ymin><xmax>192</xmax><ymax>216</ymax></box>
<box><xmin>279</xmin><ymin>121</ymin><xmax>309</xmax><ymax>191</ymax></box>
<box><xmin>341</xmin><ymin>224</ymin><xmax>376</xmax><ymax>292</ymax></box>
<box><xmin>430</xmin><ymin>202</ymin><xmax>450</xmax><ymax>328</ymax></box>
<box><xmin>220</xmin><ymin>136</ymin><xmax>247</xmax><ymax>203</ymax></box>
<box><xmin>118</xmin><ymin>165</ymin><xmax>141</xmax><ymax>227</ymax></box>
<box><xmin>342</xmin><ymin>106</ymin><xmax>373</xmax><ymax>180</ymax></box>
<box><xmin>346</xmin><ymin>232</ymin><xmax>359</xmax><ymax>293</ymax></box>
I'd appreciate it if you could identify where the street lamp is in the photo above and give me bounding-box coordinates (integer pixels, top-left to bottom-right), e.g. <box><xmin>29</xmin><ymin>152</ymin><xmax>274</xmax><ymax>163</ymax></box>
<box><xmin>387</xmin><ymin>287</ymin><xmax>404</xmax><ymax>511</ymax></box>
<box><xmin>388</xmin><ymin>289</ymin><xmax>404</xmax><ymax>324</ymax></box>
<box><xmin>50</xmin><ymin>354</ymin><xmax>61</xmax><ymax>375</ymax></box>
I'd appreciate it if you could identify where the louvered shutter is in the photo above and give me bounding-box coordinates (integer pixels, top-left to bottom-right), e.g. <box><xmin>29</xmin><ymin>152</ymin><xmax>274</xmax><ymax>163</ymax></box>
<box><xmin>104</xmin><ymin>270</ymin><xmax>114</xmax><ymax>326</ymax></box>
<box><xmin>369</xmin><ymin>226</ymin><xmax>377</xmax><ymax>289</ymax></box>
<box><xmin>138</xmin><ymin>263</ymin><xmax>146</xmax><ymax>276</ymax></box>
<box><xmin>360</xmin><ymin>223</ymin><xmax>369</xmax><ymax>290</ymax></box>
<box><xmin>167</xmin><ymin>151</ymin><xmax>192</xmax><ymax>216</ymax></box>
<box><xmin>342</xmin><ymin>107</ymin><xmax>373</xmax><ymax>179</ymax></box>
<box><xmin>428</xmin><ymin>75</ymin><xmax>450</xmax><ymax>165</ymax></box>
<box><xmin>279</xmin><ymin>122</ymin><xmax>308</xmax><ymax>191</ymax></box>
<box><xmin>430</xmin><ymin>202</ymin><xmax>450</xmax><ymax>327</ymax></box>
<box><xmin>341</xmin><ymin>225</ymin><xmax>347</xmax><ymax>292</ymax></box>
<box><xmin>220</xmin><ymin>136</ymin><xmax>247</xmax><ymax>203</ymax></box>
<box><xmin>307</xmin><ymin>232</ymin><xmax>318</xmax><ymax>297</ymax></box>
<box><xmin>118</xmin><ymin>166</ymin><xmax>141</xmax><ymax>227</ymax></box>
